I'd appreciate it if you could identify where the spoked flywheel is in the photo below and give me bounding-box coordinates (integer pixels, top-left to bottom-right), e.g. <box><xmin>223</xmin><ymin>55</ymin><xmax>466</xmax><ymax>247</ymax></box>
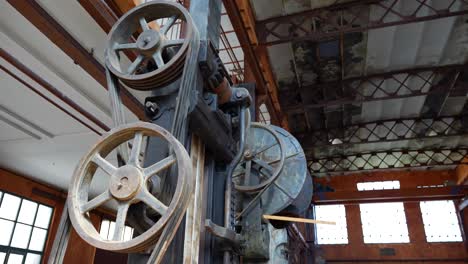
<box><xmin>105</xmin><ymin>1</ymin><xmax>193</xmax><ymax>90</ymax></box>
<box><xmin>233</xmin><ymin>122</ymin><xmax>286</xmax><ymax>193</ymax></box>
<box><xmin>68</xmin><ymin>122</ymin><xmax>192</xmax><ymax>253</ymax></box>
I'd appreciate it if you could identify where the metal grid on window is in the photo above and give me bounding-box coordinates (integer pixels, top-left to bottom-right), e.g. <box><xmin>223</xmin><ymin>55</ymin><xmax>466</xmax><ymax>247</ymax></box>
<box><xmin>0</xmin><ymin>190</ymin><xmax>53</xmax><ymax>264</ymax></box>
<box><xmin>99</xmin><ymin>219</ymin><xmax>134</xmax><ymax>242</ymax></box>
<box><xmin>420</xmin><ymin>200</ymin><xmax>463</xmax><ymax>242</ymax></box>
<box><xmin>357</xmin><ymin>181</ymin><xmax>400</xmax><ymax>191</ymax></box>
<box><xmin>258</xmin><ymin>103</ymin><xmax>271</xmax><ymax>124</ymax></box>
<box><xmin>315</xmin><ymin>204</ymin><xmax>348</xmax><ymax>244</ymax></box>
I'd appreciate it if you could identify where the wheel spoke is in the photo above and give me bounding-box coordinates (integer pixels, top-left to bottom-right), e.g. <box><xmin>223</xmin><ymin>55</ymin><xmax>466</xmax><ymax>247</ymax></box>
<box><xmin>114</xmin><ymin>42</ymin><xmax>138</xmax><ymax>51</ymax></box>
<box><xmin>161</xmin><ymin>15</ymin><xmax>178</xmax><ymax>35</ymax></box>
<box><xmin>127</xmin><ymin>55</ymin><xmax>144</xmax><ymax>74</ymax></box>
<box><xmin>81</xmin><ymin>191</ymin><xmax>111</xmax><ymax>213</ymax></box>
<box><xmin>163</xmin><ymin>39</ymin><xmax>184</xmax><ymax>48</ymax></box>
<box><xmin>232</xmin><ymin>171</ymin><xmax>244</xmax><ymax>179</ymax></box>
<box><xmin>243</xmin><ymin>160</ymin><xmax>252</xmax><ymax>185</ymax></box>
<box><xmin>152</xmin><ymin>52</ymin><xmax>165</xmax><ymax>68</ymax></box>
<box><xmin>253</xmin><ymin>143</ymin><xmax>278</xmax><ymax>156</ymax></box>
<box><xmin>113</xmin><ymin>203</ymin><xmax>130</xmax><ymax>241</ymax></box>
<box><xmin>143</xmin><ymin>154</ymin><xmax>176</xmax><ymax>180</ymax></box>
<box><xmin>138</xmin><ymin>189</ymin><xmax>168</xmax><ymax>216</ymax></box>
<box><xmin>252</xmin><ymin>158</ymin><xmax>275</xmax><ymax>174</ymax></box>
<box><xmin>128</xmin><ymin>132</ymin><xmax>144</xmax><ymax>166</ymax></box>
<box><xmin>92</xmin><ymin>154</ymin><xmax>117</xmax><ymax>175</ymax></box>
<box><xmin>139</xmin><ymin>17</ymin><xmax>150</xmax><ymax>31</ymax></box>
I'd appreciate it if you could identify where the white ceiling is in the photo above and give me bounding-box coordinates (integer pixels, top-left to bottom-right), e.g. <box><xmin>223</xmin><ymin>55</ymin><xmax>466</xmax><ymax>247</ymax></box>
<box><xmin>0</xmin><ymin>0</ymin><xmax>143</xmax><ymax>192</ymax></box>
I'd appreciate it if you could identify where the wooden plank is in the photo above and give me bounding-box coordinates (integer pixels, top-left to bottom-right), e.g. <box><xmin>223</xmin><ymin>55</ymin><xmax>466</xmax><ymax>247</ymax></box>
<box><xmin>263</xmin><ymin>214</ymin><xmax>336</xmax><ymax>225</ymax></box>
<box><xmin>7</xmin><ymin>0</ymin><xmax>147</xmax><ymax>121</ymax></box>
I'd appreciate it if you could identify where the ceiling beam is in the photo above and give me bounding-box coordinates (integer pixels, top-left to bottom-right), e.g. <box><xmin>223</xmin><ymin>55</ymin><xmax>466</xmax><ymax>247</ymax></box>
<box><xmin>0</xmin><ymin>49</ymin><xmax>110</xmax><ymax>135</ymax></box>
<box><xmin>313</xmin><ymin>186</ymin><xmax>468</xmax><ymax>205</ymax></box>
<box><xmin>257</xmin><ymin>0</ymin><xmax>468</xmax><ymax>46</ymax></box>
<box><xmin>6</xmin><ymin>0</ymin><xmax>147</xmax><ymax>121</ymax></box>
<box><xmin>223</xmin><ymin>0</ymin><xmax>289</xmax><ymax>129</ymax></box>
<box><xmin>309</xmin><ymin>148</ymin><xmax>468</xmax><ymax>175</ymax></box>
<box><xmin>297</xmin><ymin>115</ymin><xmax>467</xmax><ymax>150</ymax></box>
<box><xmin>283</xmin><ymin>63</ymin><xmax>468</xmax><ymax>112</ymax></box>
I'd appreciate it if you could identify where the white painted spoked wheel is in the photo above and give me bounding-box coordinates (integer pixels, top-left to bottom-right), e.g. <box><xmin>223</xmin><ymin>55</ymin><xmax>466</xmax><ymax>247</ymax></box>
<box><xmin>68</xmin><ymin>122</ymin><xmax>192</xmax><ymax>253</ymax></box>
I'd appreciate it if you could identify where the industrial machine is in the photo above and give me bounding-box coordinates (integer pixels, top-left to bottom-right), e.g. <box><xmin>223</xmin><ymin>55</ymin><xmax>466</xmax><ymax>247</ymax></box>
<box><xmin>51</xmin><ymin>1</ymin><xmax>313</xmax><ymax>263</ymax></box>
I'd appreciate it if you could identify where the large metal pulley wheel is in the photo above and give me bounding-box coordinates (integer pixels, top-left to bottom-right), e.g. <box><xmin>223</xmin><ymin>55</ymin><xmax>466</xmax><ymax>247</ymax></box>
<box><xmin>234</xmin><ymin>124</ymin><xmax>311</xmax><ymax>217</ymax></box>
<box><xmin>233</xmin><ymin>123</ymin><xmax>286</xmax><ymax>193</ymax></box>
<box><xmin>105</xmin><ymin>1</ymin><xmax>193</xmax><ymax>90</ymax></box>
<box><xmin>68</xmin><ymin>122</ymin><xmax>192</xmax><ymax>252</ymax></box>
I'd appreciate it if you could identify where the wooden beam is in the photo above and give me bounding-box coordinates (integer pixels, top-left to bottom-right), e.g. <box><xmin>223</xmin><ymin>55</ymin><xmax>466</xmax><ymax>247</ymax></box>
<box><xmin>7</xmin><ymin>0</ymin><xmax>147</xmax><ymax>121</ymax></box>
<box><xmin>313</xmin><ymin>169</ymin><xmax>458</xmax><ymax>191</ymax></box>
<box><xmin>313</xmin><ymin>186</ymin><xmax>468</xmax><ymax>205</ymax></box>
<box><xmin>456</xmin><ymin>157</ymin><xmax>468</xmax><ymax>185</ymax></box>
<box><xmin>223</xmin><ymin>0</ymin><xmax>288</xmax><ymax>129</ymax></box>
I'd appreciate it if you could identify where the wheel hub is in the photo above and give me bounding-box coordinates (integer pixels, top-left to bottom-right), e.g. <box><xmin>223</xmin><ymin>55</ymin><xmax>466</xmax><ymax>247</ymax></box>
<box><xmin>137</xmin><ymin>30</ymin><xmax>161</xmax><ymax>55</ymax></box>
<box><xmin>110</xmin><ymin>165</ymin><xmax>142</xmax><ymax>201</ymax></box>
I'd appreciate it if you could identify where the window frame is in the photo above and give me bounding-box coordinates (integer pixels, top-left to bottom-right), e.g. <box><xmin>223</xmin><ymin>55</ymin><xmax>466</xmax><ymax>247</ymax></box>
<box><xmin>0</xmin><ymin>190</ymin><xmax>54</xmax><ymax>264</ymax></box>
<box><xmin>419</xmin><ymin>200</ymin><xmax>463</xmax><ymax>243</ymax></box>
<box><xmin>314</xmin><ymin>204</ymin><xmax>349</xmax><ymax>245</ymax></box>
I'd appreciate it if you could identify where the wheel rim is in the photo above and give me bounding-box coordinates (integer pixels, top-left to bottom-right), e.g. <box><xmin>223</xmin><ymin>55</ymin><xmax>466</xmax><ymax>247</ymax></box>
<box><xmin>68</xmin><ymin>122</ymin><xmax>192</xmax><ymax>252</ymax></box>
<box><xmin>233</xmin><ymin>122</ymin><xmax>286</xmax><ymax>193</ymax></box>
<box><xmin>105</xmin><ymin>1</ymin><xmax>193</xmax><ymax>90</ymax></box>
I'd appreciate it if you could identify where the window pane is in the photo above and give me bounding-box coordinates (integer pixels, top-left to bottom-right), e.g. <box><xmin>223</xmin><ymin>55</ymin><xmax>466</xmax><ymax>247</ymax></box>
<box><xmin>25</xmin><ymin>253</ymin><xmax>41</xmax><ymax>264</ymax></box>
<box><xmin>123</xmin><ymin>226</ymin><xmax>134</xmax><ymax>241</ymax></box>
<box><xmin>29</xmin><ymin>228</ymin><xmax>47</xmax><ymax>252</ymax></box>
<box><xmin>420</xmin><ymin>200</ymin><xmax>462</xmax><ymax>242</ymax></box>
<box><xmin>0</xmin><ymin>219</ymin><xmax>15</xmax><ymax>245</ymax></box>
<box><xmin>357</xmin><ymin>181</ymin><xmax>400</xmax><ymax>191</ymax></box>
<box><xmin>0</xmin><ymin>194</ymin><xmax>21</xmax><ymax>220</ymax></box>
<box><xmin>315</xmin><ymin>205</ymin><xmax>348</xmax><ymax>244</ymax></box>
<box><xmin>100</xmin><ymin>220</ymin><xmax>110</xmax><ymax>239</ymax></box>
<box><xmin>0</xmin><ymin>252</ymin><xmax>6</xmax><ymax>263</ymax></box>
<box><xmin>108</xmin><ymin>221</ymin><xmax>116</xmax><ymax>240</ymax></box>
<box><xmin>7</xmin><ymin>254</ymin><xmax>24</xmax><ymax>264</ymax></box>
<box><xmin>360</xmin><ymin>202</ymin><xmax>409</xmax><ymax>243</ymax></box>
<box><xmin>11</xmin><ymin>223</ymin><xmax>32</xmax><ymax>249</ymax></box>
<box><xmin>18</xmin><ymin>200</ymin><xmax>38</xmax><ymax>225</ymax></box>
<box><xmin>34</xmin><ymin>205</ymin><xmax>52</xmax><ymax>228</ymax></box>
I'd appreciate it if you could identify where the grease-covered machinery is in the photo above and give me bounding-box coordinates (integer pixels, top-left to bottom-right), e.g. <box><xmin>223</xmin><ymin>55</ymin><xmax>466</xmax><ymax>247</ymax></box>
<box><xmin>56</xmin><ymin>1</ymin><xmax>312</xmax><ymax>263</ymax></box>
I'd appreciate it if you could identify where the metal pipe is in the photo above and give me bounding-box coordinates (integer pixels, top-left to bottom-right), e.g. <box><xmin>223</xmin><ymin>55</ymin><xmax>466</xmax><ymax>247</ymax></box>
<box><xmin>0</xmin><ymin>48</ymin><xmax>110</xmax><ymax>134</ymax></box>
<box><xmin>0</xmin><ymin>64</ymin><xmax>103</xmax><ymax>136</ymax></box>
<box><xmin>223</xmin><ymin>106</ymin><xmax>246</xmax><ymax>264</ymax></box>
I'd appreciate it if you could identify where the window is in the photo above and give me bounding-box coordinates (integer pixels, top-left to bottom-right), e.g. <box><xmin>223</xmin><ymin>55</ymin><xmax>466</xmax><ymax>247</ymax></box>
<box><xmin>420</xmin><ymin>200</ymin><xmax>462</xmax><ymax>242</ymax></box>
<box><xmin>357</xmin><ymin>181</ymin><xmax>410</xmax><ymax>243</ymax></box>
<box><xmin>99</xmin><ymin>219</ymin><xmax>134</xmax><ymax>241</ymax></box>
<box><xmin>315</xmin><ymin>205</ymin><xmax>348</xmax><ymax>244</ymax></box>
<box><xmin>0</xmin><ymin>190</ymin><xmax>53</xmax><ymax>264</ymax></box>
<box><xmin>360</xmin><ymin>202</ymin><xmax>410</xmax><ymax>243</ymax></box>
<box><xmin>258</xmin><ymin>104</ymin><xmax>271</xmax><ymax>124</ymax></box>
<box><xmin>357</xmin><ymin>180</ymin><xmax>400</xmax><ymax>191</ymax></box>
